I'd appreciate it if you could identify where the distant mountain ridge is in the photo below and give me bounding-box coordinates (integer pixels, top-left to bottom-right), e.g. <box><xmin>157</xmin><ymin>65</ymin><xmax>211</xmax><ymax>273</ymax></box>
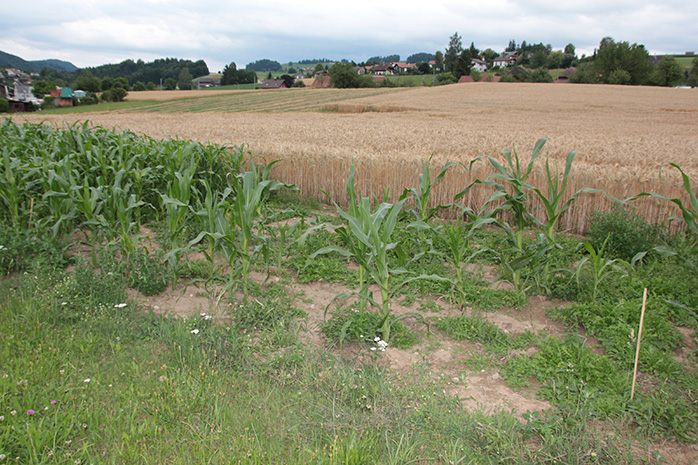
<box><xmin>0</xmin><ymin>50</ymin><xmax>78</xmax><ymax>73</ymax></box>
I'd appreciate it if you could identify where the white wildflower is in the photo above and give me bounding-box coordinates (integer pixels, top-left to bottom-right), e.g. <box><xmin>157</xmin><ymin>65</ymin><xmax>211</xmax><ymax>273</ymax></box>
<box><xmin>190</xmin><ymin>329</ymin><xmax>200</xmax><ymax>335</ymax></box>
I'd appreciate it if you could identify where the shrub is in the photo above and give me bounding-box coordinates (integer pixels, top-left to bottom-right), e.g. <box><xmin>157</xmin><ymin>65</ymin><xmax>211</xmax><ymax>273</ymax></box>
<box><xmin>0</xmin><ymin>97</ymin><xmax>9</xmax><ymax>113</ymax></box>
<box><xmin>436</xmin><ymin>73</ymin><xmax>457</xmax><ymax>85</ymax></box>
<box><xmin>586</xmin><ymin>204</ymin><xmax>664</xmax><ymax>261</ymax></box>
<box><xmin>322</xmin><ymin>307</ymin><xmax>418</xmax><ymax>350</ymax></box>
<box><xmin>607</xmin><ymin>69</ymin><xmax>631</xmax><ymax>85</ymax></box>
<box><xmin>0</xmin><ymin>225</ymin><xmax>71</xmax><ymax>275</ymax></box>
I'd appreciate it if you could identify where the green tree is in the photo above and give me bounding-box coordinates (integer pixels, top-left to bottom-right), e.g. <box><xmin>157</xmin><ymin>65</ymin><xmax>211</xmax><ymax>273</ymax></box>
<box><xmin>453</xmin><ymin>49</ymin><xmax>472</xmax><ymax>79</ymax></box>
<box><xmin>314</xmin><ymin>63</ymin><xmax>325</xmax><ymax>75</ymax></box>
<box><xmin>416</xmin><ymin>62</ymin><xmax>431</xmax><ymax>74</ymax></box>
<box><xmin>546</xmin><ymin>51</ymin><xmax>563</xmax><ymax>69</ymax></box>
<box><xmin>0</xmin><ymin>97</ymin><xmax>9</xmax><ymax>113</ymax></box>
<box><xmin>564</xmin><ymin>43</ymin><xmax>576</xmax><ymax>56</ymax></box>
<box><xmin>444</xmin><ymin>32</ymin><xmax>463</xmax><ymax>73</ymax></box>
<box><xmin>530</xmin><ymin>67</ymin><xmax>554</xmax><ymax>82</ymax></box>
<box><xmin>221</xmin><ymin>62</ymin><xmax>238</xmax><ymax>85</ymax></box>
<box><xmin>279</xmin><ymin>74</ymin><xmax>294</xmax><ymax>88</ymax></box>
<box><xmin>652</xmin><ymin>56</ymin><xmax>682</xmax><ymax>86</ymax></box>
<box><xmin>101</xmin><ymin>77</ymin><xmax>114</xmax><ymax>91</ymax></box>
<box><xmin>607</xmin><ymin>69</ymin><xmax>631</xmax><ymax>85</ymax></box>
<box><xmin>594</xmin><ymin>37</ymin><xmax>652</xmax><ymax>85</ymax></box>
<box><xmin>30</xmin><ymin>80</ymin><xmax>56</xmax><ymax>98</ymax></box>
<box><xmin>481</xmin><ymin>48</ymin><xmax>498</xmax><ymax>68</ymax></box>
<box><xmin>178</xmin><ymin>67</ymin><xmax>193</xmax><ymax>90</ymax></box>
<box><xmin>687</xmin><ymin>58</ymin><xmax>698</xmax><ymax>87</ymax></box>
<box><xmin>329</xmin><ymin>62</ymin><xmax>374</xmax><ymax>88</ymax></box>
<box><xmin>530</xmin><ymin>50</ymin><xmax>548</xmax><ymax>68</ymax></box>
<box><xmin>434</xmin><ymin>51</ymin><xmax>444</xmax><ymax>72</ymax></box>
<box><xmin>132</xmin><ymin>81</ymin><xmax>147</xmax><ymax>91</ymax></box>
<box><xmin>72</xmin><ymin>73</ymin><xmax>102</xmax><ymax>92</ymax></box>
<box><xmin>568</xmin><ymin>62</ymin><xmax>600</xmax><ymax>84</ymax></box>
<box><xmin>100</xmin><ymin>87</ymin><xmax>127</xmax><ymax>102</ymax></box>
<box><xmin>164</xmin><ymin>78</ymin><xmax>177</xmax><ymax>90</ymax></box>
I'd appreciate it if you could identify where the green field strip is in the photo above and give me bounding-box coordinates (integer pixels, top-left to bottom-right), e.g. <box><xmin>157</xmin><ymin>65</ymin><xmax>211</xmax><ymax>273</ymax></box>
<box><xmin>124</xmin><ymin>88</ymin><xmax>408</xmax><ymax>113</ymax></box>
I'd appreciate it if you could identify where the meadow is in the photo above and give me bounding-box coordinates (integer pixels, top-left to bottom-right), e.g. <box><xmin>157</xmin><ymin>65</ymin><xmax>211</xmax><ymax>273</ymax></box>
<box><xmin>3</xmin><ymin>83</ymin><xmax>698</xmax><ymax>463</ymax></box>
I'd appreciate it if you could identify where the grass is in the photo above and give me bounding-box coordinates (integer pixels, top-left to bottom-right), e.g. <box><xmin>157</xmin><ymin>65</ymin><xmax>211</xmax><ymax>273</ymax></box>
<box><xmin>1</xmin><ymin>264</ymin><xmax>643</xmax><ymax>464</ymax></box>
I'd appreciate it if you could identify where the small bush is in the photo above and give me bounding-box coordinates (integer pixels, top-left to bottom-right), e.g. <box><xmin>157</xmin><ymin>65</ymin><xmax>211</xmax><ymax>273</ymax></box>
<box><xmin>0</xmin><ymin>225</ymin><xmax>71</xmax><ymax>275</ymax></box>
<box><xmin>126</xmin><ymin>247</ymin><xmax>168</xmax><ymax>296</ymax></box>
<box><xmin>586</xmin><ymin>205</ymin><xmax>664</xmax><ymax>261</ymax></box>
<box><xmin>323</xmin><ymin>307</ymin><xmax>418</xmax><ymax>349</ymax></box>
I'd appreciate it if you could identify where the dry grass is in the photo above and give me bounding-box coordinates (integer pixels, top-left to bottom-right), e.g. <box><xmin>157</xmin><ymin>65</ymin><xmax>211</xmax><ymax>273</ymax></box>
<box><xmin>17</xmin><ymin>82</ymin><xmax>698</xmax><ymax>234</ymax></box>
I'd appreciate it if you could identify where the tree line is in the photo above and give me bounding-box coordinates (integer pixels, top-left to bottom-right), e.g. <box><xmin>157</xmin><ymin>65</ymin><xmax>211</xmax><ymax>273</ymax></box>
<box><xmin>38</xmin><ymin>57</ymin><xmax>208</xmax><ymax>89</ymax></box>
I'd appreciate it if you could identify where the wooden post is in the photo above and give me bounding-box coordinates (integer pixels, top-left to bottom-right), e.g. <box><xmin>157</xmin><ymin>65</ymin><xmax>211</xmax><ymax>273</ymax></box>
<box><xmin>631</xmin><ymin>288</ymin><xmax>648</xmax><ymax>400</ymax></box>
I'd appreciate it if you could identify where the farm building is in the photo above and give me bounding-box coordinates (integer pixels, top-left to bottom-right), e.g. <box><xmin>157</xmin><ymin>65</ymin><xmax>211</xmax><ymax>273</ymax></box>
<box><xmin>556</xmin><ymin>67</ymin><xmax>577</xmax><ymax>83</ymax></box>
<box><xmin>260</xmin><ymin>79</ymin><xmax>289</xmax><ymax>89</ymax></box>
<box><xmin>49</xmin><ymin>87</ymin><xmax>75</xmax><ymax>106</ymax></box>
<box><xmin>196</xmin><ymin>77</ymin><xmax>220</xmax><ymax>88</ymax></box>
<box><xmin>311</xmin><ymin>75</ymin><xmax>331</xmax><ymax>88</ymax></box>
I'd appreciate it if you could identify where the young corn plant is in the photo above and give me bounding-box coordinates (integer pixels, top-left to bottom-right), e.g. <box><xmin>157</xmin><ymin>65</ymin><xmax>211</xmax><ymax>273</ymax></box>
<box><xmin>318</xmin><ymin>194</ymin><xmax>407</xmax><ymax>342</ymax></box>
<box><xmin>270</xmin><ymin>214</ymin><xmax>304</xmax><ymax>276</ymax></box>
<box><xmin>103</xmin><ymin>170</ymin><xmax>145</xmax><ymax>260</ymax></box>
<box><xmin>192</xmin><ymin>161</ymin><xmax>293</xmax><ymax>303</ymax></box>
<box><xmin>632</xmin><ymin>163</ymin><xmax>698</xmax><ymax>242</ymax></box>
<box><xmin>315</xmin><ymin>166</ymin><xmax>448</xmax><ymax>343</ymax></box>
<box><xmin>71</xmin><ymin>179</ymin><xmax>109</xmax><ymax>266</ymax></box>
<box><xmin>311</xmin><ymin>163</ymin><xmax>372</xmax><ymax>313</ymax></box>
<box><xmin>528</xmin><ymin>147</ymin><xmax>601</xmax><ymax>243</ymax></box>
<box><xmin>36</xmin><ymin>158</ymin><xmax>79</xmax><ymax>238</ymax></box>
<box><xmin>465</xmin><ymin>138</ymin><xmax>599</xmax><ymax>293</ymax></box>
<box><xmin>574</xmin><ymin>236</ymin><xmax>623</xmax><ymax>301</ymax></box>
<box><xmin>424</xmin><ymin>209</ymin><xmax>497</xmax><ymax>309</ymax></box>
<box><xmin>0</xmin><ymin>148</ymin><xmax>25</xmax><ymax>229</ymax></box>
<box><xmin>189</xmin><ymin>179</ymin><xmax>231</xmax><ymax>283</ymax></box>
<box><xmin>402</xmin><ymin>156</ymin><xmax>456</xmax><ymax>295</ymax></box>
<box><xmin>161</xmin><ymin>162</ymin><xmax>198</xmax><ymax>287</ymax></box>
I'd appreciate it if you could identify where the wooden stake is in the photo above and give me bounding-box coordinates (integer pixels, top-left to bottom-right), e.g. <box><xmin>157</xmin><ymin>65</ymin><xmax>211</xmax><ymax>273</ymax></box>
<box><xmin>29</xmin><ymin>198</ymin><xmax>34</xmax><ymax>228</ymax></box>
<box><xmin>631</xmin><ymin>288</ymin><xmax>648</xmax><ymax>400</ymax></box>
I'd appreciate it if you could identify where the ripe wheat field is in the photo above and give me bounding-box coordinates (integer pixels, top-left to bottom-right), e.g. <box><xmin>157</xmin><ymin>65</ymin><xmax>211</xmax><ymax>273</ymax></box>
<box><xmin>18</xmin><ymin>82</ymin><xmax>698</xmax><ymax>234</ymax></box>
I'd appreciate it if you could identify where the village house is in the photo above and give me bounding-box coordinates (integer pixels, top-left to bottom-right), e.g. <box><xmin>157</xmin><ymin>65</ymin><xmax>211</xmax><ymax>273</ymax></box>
<box><xmin>493</xmin><ymin>55</ymin><xmax>516</xmax><ymax>68</ymax></box>
<box><xmin>471</xmin><ymin>58</ymin><xmax>488</xmax><ymax>72</ymax></box>
<box><xmin>260</xmin><ymin>79</ymin><xmax>289</xmax><ymax>89</ymax></box>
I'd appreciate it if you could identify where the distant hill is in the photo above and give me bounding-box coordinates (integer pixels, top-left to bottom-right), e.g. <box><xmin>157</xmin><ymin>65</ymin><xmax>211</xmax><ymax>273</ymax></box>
<box><xmin>0</xmin><ymin>50</ymin><xmax>78</xmax><ymax>73</ymax></box>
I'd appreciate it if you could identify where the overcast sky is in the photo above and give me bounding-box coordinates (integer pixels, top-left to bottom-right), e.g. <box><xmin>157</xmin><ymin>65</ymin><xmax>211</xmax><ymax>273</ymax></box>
<box><xmin>2</xmin><ymin>1</ymin><xmax>696</xmax><ymax>72</ymax></box>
